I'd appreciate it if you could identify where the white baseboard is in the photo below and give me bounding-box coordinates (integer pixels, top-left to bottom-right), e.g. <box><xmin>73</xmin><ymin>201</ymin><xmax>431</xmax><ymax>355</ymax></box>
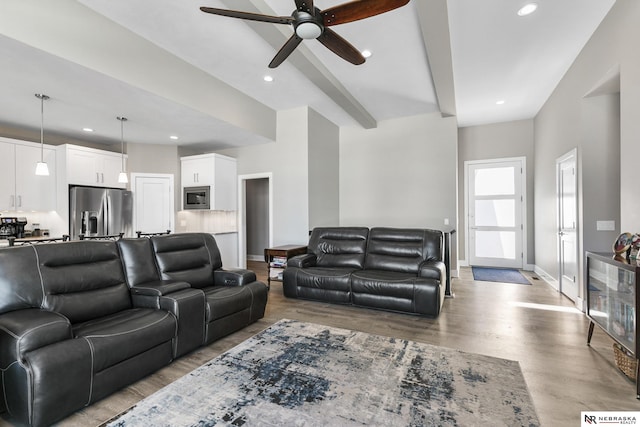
<box><xmin>247</xmin><ymin>254</ymin><xmax>263</xmax><ymax>262</ymax></box>
<box><xmin>533</xmin><ymin>265</ymin><xmax>559</xmax><ymax>291</ymax></box>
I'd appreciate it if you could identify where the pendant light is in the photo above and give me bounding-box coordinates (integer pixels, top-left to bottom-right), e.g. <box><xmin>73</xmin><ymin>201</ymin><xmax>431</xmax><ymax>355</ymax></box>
<box><xmin>34</xmin><ymin>93</ymin><xmax>50</xmax><ymax>176</ymax></box>
<box><xmin>117</xmin><ymin>116</ymin><xmax>128</xmax><ymax>184</ymax></box>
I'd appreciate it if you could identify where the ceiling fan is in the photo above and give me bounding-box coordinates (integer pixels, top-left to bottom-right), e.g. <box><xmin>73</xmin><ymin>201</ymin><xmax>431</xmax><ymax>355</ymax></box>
<box><xmin>200</xmin><ymin>0</ymin><xmax>410</xmax><ymax>68</ymax></box>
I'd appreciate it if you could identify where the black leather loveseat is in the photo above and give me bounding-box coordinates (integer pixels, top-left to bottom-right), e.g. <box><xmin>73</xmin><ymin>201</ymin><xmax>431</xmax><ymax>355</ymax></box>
<box><xmin>0</xmin><ymin>233</ymin><xmax>267</xmax><ymax>427</ymax></box>
<box><xmin>283</xmin><ymin>227</ymin><xmax>445</xmax><ymax>317</ymax></box>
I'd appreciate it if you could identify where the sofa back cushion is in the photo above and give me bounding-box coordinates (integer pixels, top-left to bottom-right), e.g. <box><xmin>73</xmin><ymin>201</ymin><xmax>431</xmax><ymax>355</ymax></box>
<box><xmin>0</xmin><ymin>246</ymin><xmax>43</xmax><ymax>314</ymax></box>
<box><xmin>150</xmin><ymin>233</ymin><xmax>222</xmax><ymax>289</ymax></box>
<box><xmin>117</xmin><ymin>238</ymin><xmax>159</xmax><ymax>287</ymax></box>
<box><xmin>364</xmin><ymin>228</ymin><xmax>443</xmax><ymax>274</ymax></box>
<box><xmin>34</xmin><ymin>241</ymin><xmax>131</xmax><ymax>324</ymax></box>
<box><xmin>308</xmin><ymin>227</ymin><xmax>369</xmax><ymax>269</ymax></box>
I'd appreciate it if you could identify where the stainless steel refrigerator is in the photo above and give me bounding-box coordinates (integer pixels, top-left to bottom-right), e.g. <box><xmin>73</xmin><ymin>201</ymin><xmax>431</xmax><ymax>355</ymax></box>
<box><xmin>69</xmin><ymin>186</ymin><xmax>133</xmax><ymax>240</ymax></box>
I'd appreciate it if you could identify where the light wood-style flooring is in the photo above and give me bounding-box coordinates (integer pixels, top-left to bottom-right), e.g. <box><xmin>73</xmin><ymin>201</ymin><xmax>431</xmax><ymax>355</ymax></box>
<box><xmin>2</xmin><ymin>263</ymin><xmax>638</xmax><ymax>426</ymax></box>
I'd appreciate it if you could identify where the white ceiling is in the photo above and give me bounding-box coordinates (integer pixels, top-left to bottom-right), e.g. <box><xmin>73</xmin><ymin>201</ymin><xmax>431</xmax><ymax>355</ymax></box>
<box><xmin>0</xmin><ymin>0</ymin><xmax>615</xmax><ymax>150</ymax></box>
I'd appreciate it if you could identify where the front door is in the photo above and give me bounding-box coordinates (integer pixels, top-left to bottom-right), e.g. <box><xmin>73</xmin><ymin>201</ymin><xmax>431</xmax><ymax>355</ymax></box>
<box><xmin>467</xmin><ymin>158</ymin><xmax>525</xmax><ymax>268</ymax></box>
<box><xmin>557</xmin><ymin>150</ymin><xmax>579</xmax><ymax>301</ymax></box>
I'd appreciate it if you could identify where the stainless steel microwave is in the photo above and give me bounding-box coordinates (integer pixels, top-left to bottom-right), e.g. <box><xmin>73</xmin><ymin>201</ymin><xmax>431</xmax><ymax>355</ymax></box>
<box><xmin>183</xmin><ymin>186</ymin><xmax>211</xmax><ymax>210</ymax></box>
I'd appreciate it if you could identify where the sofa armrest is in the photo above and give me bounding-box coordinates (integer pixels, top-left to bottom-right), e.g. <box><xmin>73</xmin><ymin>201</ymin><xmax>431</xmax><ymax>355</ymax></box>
<box><xmin>287</xmin><ymin>253</ymin><xmax>317</xmax><ymax>268</ymax></box>
<box><xmin>130</xmin><ymin>280</ymin><xmax>191</xmax><ymax>297</ymax></box>
<box><xmin>214</xmin><ymin>268</ymin><xmax>257</xmax><ymax>286</ymax></box>
<box><xmin>419</xmin><ymin>260</ymin><xmax>446</xmax><ymax>284</ymax></box>
<box><xmin>0</xmin><ymin>309</ymin><xmax>71</xmax><ymax>367</ymax></box>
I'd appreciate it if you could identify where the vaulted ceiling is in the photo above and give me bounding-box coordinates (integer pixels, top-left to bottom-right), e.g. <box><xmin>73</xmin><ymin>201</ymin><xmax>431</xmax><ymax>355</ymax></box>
<box><xmin>0</xmin><ymin>0</ymin><xmax>615</xmax><ymax>150</ymax></box>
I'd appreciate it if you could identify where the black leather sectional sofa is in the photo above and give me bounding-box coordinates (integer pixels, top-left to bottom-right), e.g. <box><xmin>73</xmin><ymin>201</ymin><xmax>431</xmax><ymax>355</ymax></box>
<box><xmin>0</xmin><ymin>233</ymin><xmax>267</xmax><ymax>427</ymax></box>
<box><xmin>283</xmin><ymin>227</ymin><xmax>446</xmax><ymax>317</ymax></box>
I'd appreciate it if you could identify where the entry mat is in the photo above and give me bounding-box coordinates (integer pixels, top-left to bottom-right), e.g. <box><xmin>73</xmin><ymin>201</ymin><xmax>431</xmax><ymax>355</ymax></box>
<box><xmin>472</xmin><ymin>266</ymin><xmax>531</xmax><ymax>285</ymax></box>
<box><xmin>104</xmin><ymin>319</ymin><xmax>539</xmax><ymax>426</ymax></box>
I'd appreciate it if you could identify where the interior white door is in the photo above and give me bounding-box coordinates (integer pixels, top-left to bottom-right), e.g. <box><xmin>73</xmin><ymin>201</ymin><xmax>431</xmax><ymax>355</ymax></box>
<box><xmin>468</xmin><ymin>159</ymin><xmax>524</xmax><ymax>268</ymax></box>
<box><xmin>557</xmin><ymin>151</ymin><xmax>578</xmax><ymax>301</ymax></box>
<box><xmin>132</xmin><ymin>174</ymin><xmax>174</xmax><ymax>234</ymax></box>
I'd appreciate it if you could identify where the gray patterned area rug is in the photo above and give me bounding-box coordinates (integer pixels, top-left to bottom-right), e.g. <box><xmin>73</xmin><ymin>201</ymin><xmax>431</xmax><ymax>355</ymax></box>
<box><xmin>105</xmin><ymin>319</ymin><xmax>539</xmax><ymax>426</ymax></box>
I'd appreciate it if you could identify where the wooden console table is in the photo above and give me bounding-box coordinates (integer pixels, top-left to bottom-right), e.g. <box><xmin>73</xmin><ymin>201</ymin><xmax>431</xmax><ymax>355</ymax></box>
<box><xmin>264</xmin><ymin>244</ymin><xmax>308</xmax><ymax>288</ymax></box>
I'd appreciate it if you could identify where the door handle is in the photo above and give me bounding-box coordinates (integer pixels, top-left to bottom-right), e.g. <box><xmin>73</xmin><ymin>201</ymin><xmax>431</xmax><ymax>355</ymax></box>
<box><xmin>558</xmin><ymin>231</ymin><xmax>565</xmax><ymax>236</ymax></box>
<box><xmin>10</xmin><ymin>195</ymin><xmax>14</xmax><ymax>207</ymax></box>
<box><xmin>17</xmin><ymin>195</ymin><xmax>21</xmax><ymax>207</ymax></box>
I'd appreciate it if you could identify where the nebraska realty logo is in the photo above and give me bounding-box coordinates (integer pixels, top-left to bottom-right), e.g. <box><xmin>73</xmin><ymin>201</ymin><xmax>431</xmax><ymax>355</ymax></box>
<box><xmin>582</xmin><ymin>412</ymin><xmax>640</xmax><ymax>426</ymax></box>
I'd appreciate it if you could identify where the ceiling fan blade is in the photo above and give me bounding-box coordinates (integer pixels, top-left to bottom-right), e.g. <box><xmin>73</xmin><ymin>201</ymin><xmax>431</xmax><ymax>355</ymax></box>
<box><xmin>269</xmin><ymin>34</ymin><xmax>303</xmax><ymax>68</ymax></box>
<box><xmin>317</xmin><ymin>28</ymin><xmax>365</xmax><ymax>65</ymax></box>
<box><xmin>322</xmin><ymin>0</ymin><xmax>409</xmax><ymax>26</ymax></box>
<box><xmin>200</xmin><ymin>7</ymin><xmax>293</xmax><ymax>25</ymax></box>
<box><xmin>294</xmin><ymin>0</ymin><xmax>315</xmax><ymax>15</ymax></box>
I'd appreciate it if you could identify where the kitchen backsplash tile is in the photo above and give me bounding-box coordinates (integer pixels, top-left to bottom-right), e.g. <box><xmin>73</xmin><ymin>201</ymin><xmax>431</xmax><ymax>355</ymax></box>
<box><xmin>176</xmin><ymin>210</ymin><xmax>237</xmax><ymax>234</ymax></box>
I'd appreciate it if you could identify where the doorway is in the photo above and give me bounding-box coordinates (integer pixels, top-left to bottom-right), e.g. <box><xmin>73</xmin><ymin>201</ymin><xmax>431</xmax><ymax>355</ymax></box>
<box><xmin>556</xmin><ymin>149</ymin><xmax>579</xmax><ymax>301</ymax></box>
<box><xmin>466</xmin><ymin>158</ymin><xmax>526</xmax><ymax>268</ymax></box>
<box><xmin>238</xmin><ymin>173</ymin><xmax>273</xmax><ymax>268</ymax></box>
<box><xmin>130</xmin><ymin>173</ymin><xmax>175</xmax><ymax>234</ymax></box>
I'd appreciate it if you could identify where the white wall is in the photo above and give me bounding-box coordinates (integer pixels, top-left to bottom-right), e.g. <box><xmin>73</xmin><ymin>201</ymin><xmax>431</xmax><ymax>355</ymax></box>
<box><xmin>534</xmin><ymin>0</ymin><xmax>637</xmax><ymax>296</ymax></box>
<box><xmin>339</xmin><ymin>113</ymin><xmax>458</xmax><ymax>229</ymax></box>
<box><xmin>308</xmin><ymin>108</ymin><xmax>340</xmax><ymax>229</ymax></box>
<box><xmin>457</xmin><ymin>119</ymin><xmax>535</xmax><ymax>265</ymax></box>
<box><xmin>219</xmin><ymin>107</ymin><xmax>310</xmax><ymax>247</ymax></box>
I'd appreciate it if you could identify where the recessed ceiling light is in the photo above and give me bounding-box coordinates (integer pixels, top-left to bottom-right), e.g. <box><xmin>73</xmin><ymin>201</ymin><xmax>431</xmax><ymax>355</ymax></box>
<box><xmin>170</xmin><ymin>135</ymin><xmax>179</xmax><ymax>140</ymax></box>
<box><xmin>82</xmin><ymin>127</ymin><xmax>94</xmax><ymax>132</ymax></box>
<box><xmin>496</xmin><ymin>100</ymin><xmax>506</xmax><ymax>105</ymax></box>
<box><xmin>517</xmin><ymin>3</ymin><xmax>538</xmax><ymax>16</ymax></box>
<box><xmin>362</xmin><ymin>50</ymin><xmax>372</xmax><ymax>58</ymax></box>
<box><xmin>263</xmin><ymin>75</ymin><xmax>274</xmax><ymax>82</ymax></box>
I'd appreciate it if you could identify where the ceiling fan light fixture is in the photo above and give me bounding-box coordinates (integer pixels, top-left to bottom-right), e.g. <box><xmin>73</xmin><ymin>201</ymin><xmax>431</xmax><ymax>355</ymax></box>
<box><xmin>517</xmin><ymin>3</ymin><xmax>538</xmax><ymax>16</ymax></box>
<box><xmin>295</xmin><ymin>22</ymin><xmax>322</xmax><ymax>39</ymax></box>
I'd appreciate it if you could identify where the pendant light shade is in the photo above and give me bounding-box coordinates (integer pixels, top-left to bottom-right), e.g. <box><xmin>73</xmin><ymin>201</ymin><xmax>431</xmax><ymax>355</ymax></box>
<box><xmin>117</xmin><ymin>116</ymin><xmax>128</xmax><ymax>184</ymax></box>
<box><xmin>35</xmin><ymin>93</ymin><xmax>50</xmax><ymax>176</ymax></box>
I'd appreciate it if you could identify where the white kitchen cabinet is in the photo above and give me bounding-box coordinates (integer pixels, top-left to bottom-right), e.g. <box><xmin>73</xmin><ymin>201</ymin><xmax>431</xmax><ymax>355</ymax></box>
<box><xmin>64</xmin><ymin>145</ymin><xmax>126</xmax><ymax>188</ymax></box>
<box><xmin>181</xmin><ymin>153</ymin><xmax>237</xmax><ymax>211</ymax></box>
<box><xmin>0</xmin><ymin>142</ymin><xmax>15</xmax><ymax>210</ymax></box>
<box><xmin>0</xmin><ymin>138</ymin><xmax>56</xmax><ymax>212</ymax></box>
<box><xmin>181</xmin><ymin>157</ymin><xmax>215</xmax><ymax>187</ymax></box>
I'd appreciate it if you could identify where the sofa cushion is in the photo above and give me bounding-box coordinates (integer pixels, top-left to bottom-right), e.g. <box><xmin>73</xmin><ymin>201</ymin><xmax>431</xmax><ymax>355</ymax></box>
<box><xmin>351</xmin><ymin>270</ymin><xmax>441</xmax><ymax>316</ymax></box>
<box><xmin>364</xmin><ymin>228</ymin><xmax>443</xmax><ymax>274</ymax></box>
<box><xmin>73</xmin><ymin>308</ymin><xmax>176</xmax><ymax>373</ymax></box>
<box><xmin>0</xmin><ymin>246</ymin><xmax>43</xmax><ymax>313</ymax></box>
<box><xmin>117</xmin><ymin>238</ymin><xmax>160</xmax><ymax>287</ymax></box>
<box><xmin>203</xmin><ymin>285</ymin><xmax>259</xmax><ymax>322</ymax></box>
<box><xmin>282</xmin><ymin>266</ymin><xmax>355</xmax><ymax>304</ymax></box>
<box><xmin>151</xmin><ymin>234</ymin><xmax>221</xmax><ymax>288</ymax></box>
<box><xmin>34</xmin><ymin>241</ymin><xmax>132</xmax><ymax>324</ymax></box>
<box><xmin>308</xmin><ymin>227</ymin><xmax>369</xmax><ymax>269</ymax></box>
<box><xmin>284</xmin><ymin>267</ymin><xmax>354</xmax><ymax>292</ymax></box>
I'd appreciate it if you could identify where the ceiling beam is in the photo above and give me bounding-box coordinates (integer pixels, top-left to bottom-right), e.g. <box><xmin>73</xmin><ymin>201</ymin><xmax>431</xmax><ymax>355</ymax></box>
<box><xmin>415</xmin><ymin>0</ymin><xmax>457</xmax><ymax>119</ymax></box>
<box><xmin>222</xmin><ymin>0</ymin><xmax>377</xmax><ymax>129</ymax></box>
<box><xmin>0</xmin><ymin>0</ymin><xmax>277</xmax><ymax>141</ymax></box>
